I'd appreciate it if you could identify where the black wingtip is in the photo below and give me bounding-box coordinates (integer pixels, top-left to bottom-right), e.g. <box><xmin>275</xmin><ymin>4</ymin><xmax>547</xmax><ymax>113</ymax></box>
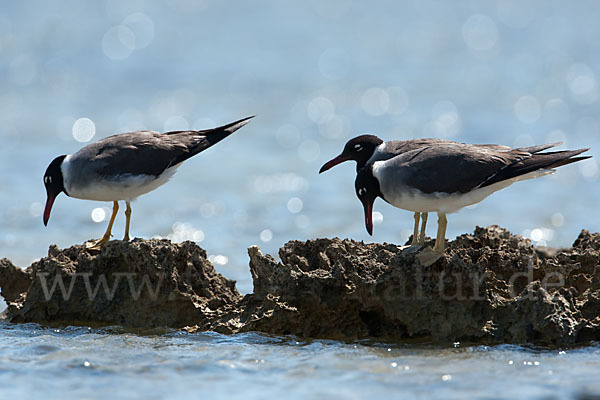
<box><xmin>515</xmin><ymin>142</ymin><xmax>563</xmax><ymax>154</ymax></box>
<box><xmin>549</xmin><ymin>154</ymin><xmax>592</xmax><ymax>169</ymax></box>
<box><xmin>480</xmin><ymin>147</ymin><xmax>593</xmax><ymax>188</ymax></box>
<box><xmin>220</xmin><ymin>115</ymin><xmax>255</xmax><ymax>133</ymax></box>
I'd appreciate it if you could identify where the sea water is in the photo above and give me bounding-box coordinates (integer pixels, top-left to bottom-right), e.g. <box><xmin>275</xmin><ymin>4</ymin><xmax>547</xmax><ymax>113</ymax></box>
<box><xmin>0</xmin><ymin>322</ymin><xmax>598</xmax><ymax>400</ymax></box>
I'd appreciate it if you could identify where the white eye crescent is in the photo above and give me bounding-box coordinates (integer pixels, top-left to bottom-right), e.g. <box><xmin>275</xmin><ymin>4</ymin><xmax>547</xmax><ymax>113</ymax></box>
<box><xmin>354</xmin><ymin>144</ymin><xmax>363</xmax><ymax>152</ymax></box>
<box><xmin>44</xmin><ymin>176</ymin><xmax>52</xmax><ymax>184</ymax></box>
<box><xmin>358</xmin><ymin>187</ymin><xmax>366</xmax><ymax>196</ymax></box>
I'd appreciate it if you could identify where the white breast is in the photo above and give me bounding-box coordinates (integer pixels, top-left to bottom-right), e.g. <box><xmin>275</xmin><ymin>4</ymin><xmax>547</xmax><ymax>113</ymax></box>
<box><xmin>62</xmin><ymin>155</ymin><xmax>180</xmax><ymax>201</ymax></box>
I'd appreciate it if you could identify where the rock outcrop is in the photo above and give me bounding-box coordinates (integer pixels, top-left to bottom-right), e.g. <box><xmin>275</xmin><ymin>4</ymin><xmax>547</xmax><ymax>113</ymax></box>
<box><xmin>1</xmin><ymin>239</ymin><xmax>240</xmax><ymax>328</ymax></box>
<box><xmin>221</xmin><ymin>226</ymin><xmax>599</xmax><ymax>345</ymax></box>
<box><xmin>1</xmin><ymin>226</ymin><xmax>599</xmax><ymax>346</ymax></box>
<box><xmin>0</xmin><ymin>258</ymin><xmax>32</xmax><ymax>304</ymax></box>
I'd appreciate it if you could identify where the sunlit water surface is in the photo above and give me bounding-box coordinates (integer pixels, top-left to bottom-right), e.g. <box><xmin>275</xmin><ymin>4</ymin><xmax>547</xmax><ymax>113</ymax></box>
<box><xmin>0</xmin><ymin>322</ymin><xmax>598</xmax><ymax>400</ymax></box>
<box><xmin>1</xmin><ymin>1</ymin><xmax>600</xmax><ymax>398</ymax></box>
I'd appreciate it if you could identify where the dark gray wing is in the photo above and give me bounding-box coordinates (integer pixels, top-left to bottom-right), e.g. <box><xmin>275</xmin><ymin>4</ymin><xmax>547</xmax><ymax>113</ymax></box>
<box><xmin>382</xmin><ymin>138</ymin><xmax>557</xmax><ymax>158</ymax></box>
<box><xmin>69</xmin><ymin>116</ymin><xmax>253</xmax><ymax>177</ymax></box>
<box><xmin>378</xmin><ymin>142</ymin><xmax>589</xmax><ymax>194</ymax></box>
<box><xmin>376</xmin><ymin>138</ymin><xmax>512</xmax><ymax>163</ymax></box>
<box><xmin>381</xmin><ymin>139</ymin><xmax>456</xmax><ymax>157</ymax></box>
<box><xmin>377</xmin><ymin>144</ymin><xmax>527</xmax><ymax>194</ymax></box>
<box><xmin>479</xmin><ymin>148</ymin><xmax>590</xmax><ymax>188</ymax></box>
<box><xmin>72</xmin><ymin>131</ymin><xmax>190</xmax><ymax>177</ymax></box>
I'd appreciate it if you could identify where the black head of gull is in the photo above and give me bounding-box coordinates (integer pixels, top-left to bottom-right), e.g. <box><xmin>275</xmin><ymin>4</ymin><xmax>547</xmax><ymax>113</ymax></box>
<box><xmin>43</xmin><ymin>115</ymin><xmax>253</xmax><ymax>249</ymax></box>
<box><xmin>43</xmin><ymin>155</ymin><xmax>68</xmax><ymax>226</ymax></box>
<box><xmin>319</xmin><ymin>134</ymin><xmax>383</xmax><ymax>173</ymax></box>
<box><xmin>354</xmin><ymin>165</ymin><xmax>382</xmax><ymax>236</ymax></box>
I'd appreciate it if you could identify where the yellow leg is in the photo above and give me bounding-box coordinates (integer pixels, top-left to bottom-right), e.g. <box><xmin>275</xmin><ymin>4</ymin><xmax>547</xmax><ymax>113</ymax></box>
<box><xmin>123</xmin><ymin>201</ymin><xmax>131</xmax><ymax>241</ymax></box>
<box><xmin>86</xmin><ymin>201</ymin><xmax>119</xmax><ymax>249</ymax></box>
<box><xmin>411</xmin><ymin>212</ymin><xmax>420</xmax><ymax>245</ymax></box>
<box><xmin>416</xmin><ymin>212</ymin><xmax>447</xmax><ymax>266</ymax></box>
<box><xmin>433</xmin><ymin>212</ymin><xmax>447</xmax><ymax>253</ymax></box>
<box><xmin>418</xmin><ymin>212</ymin><xmax>428</xmax><ymax>244</ymax></box>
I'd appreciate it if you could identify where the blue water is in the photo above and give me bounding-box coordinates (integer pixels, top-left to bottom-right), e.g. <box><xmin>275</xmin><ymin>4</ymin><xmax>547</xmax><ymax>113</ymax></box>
<box><xmin>1</xmin><ymin>1</ymin><xmax>600</xmax><ymax>398</ymax></box>
<box><xmin>0</xmin><ymin>322</ymin><xmax>599</xmax><ymax>400</ymax></box>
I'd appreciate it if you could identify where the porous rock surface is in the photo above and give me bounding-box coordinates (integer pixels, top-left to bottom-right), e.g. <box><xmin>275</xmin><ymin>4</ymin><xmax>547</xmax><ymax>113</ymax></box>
<box><xmin>1</xmin><ymin>226</ymin><xmax>599</xmax><ymax>346</ymax></box>
<box><xmin>205</xmin><ymin>226</ymin><xmax>600</xmax><ymax>346</ymax></box>
<box><xmin>0</xmin><ymin>239</ymin><xmax>240</xmax><ymax>327</ymax></box>
<box><xmin>0</xmin><ymin>258</ymin><xmax>32</xmax><ymax>304</ymax></box>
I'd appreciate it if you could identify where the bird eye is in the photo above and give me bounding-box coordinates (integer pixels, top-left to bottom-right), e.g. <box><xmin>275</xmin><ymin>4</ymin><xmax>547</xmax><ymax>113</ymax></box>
<box><xmin>358</xmin><ymin>187</ymin><xmax>366</xmax><ymax>196</ymax></box>
<box><xmin>354</xmin><ymin>144</ymin><xmax>363</xmax><ymax>152</ymax></box>
<box><xmin>44</xmin><ymin>176</ymin><xmax>52</xmax><ymax>184</ymax></box>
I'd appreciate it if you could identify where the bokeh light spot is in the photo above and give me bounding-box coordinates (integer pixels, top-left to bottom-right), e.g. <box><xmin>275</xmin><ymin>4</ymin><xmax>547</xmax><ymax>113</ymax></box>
<box><xmin>91</xmin><ymin>208</ymin><xmax>106</xmax><ymax>223</ymax></box>
<box><xmin>29</xmin><ymin>202</ymin><xmax>43</xmax><ymax>218</ymax></box>
<box><xmin>200</xmin><ymin>203</ymin><xmax>216</xmax><ymax>218</ymax></box>
<box><xmin>260</xmin><ymin>229</ymin><xmax>273</xmax><ymax>242</ymax></box>
<box><xmin>319</xmin><ymin>115</ymin><xmax>348</xmax><ymax>139</ymax></box>
<box><xmin>530</xmin><ymin>228</ymin><xmax>543</xmax><ymax>242</ymax></box>
<box><xmin>424</xmin><ymin>101</ymin><xmax>461</xmax><ymax>138</ymax></box>
<box><xmin>551</xmin><ymin>213</ymin><xmax>564</xmax><ymax>227</ymax></box>
<box><xmin>462</xmin><ymin>14</ymin><xmax>499</xmax><ymax>51</ymax></box>
<box><xmin>307</xmin><ymin>96</ymin><xmax>335</xmax><ymax>123</ymax></box>
<box><xmin>287</xmin><ymin>197</ymin><xmax>303</xmax><ymax>214</ymax></box>
<box><xmin>193</xmin><ymin>230</ymin><xmax>205</xmax><ymax>242</ymax></box>
<box><xmin>118</xmin><ymin>25</ymin><xmax>136</xmax><ymax>50</ymax></box>
<box><xmin>373</xmin><ymin>211</ymin><xmax>383</xmax><ymax>225</ymax></box>
<box><xmin>514</xmin><ymin>96</ymin><xmax>541</xmax><ymax>123</ymax></box>
<box><xmin>566</xmin><ymin>63</ymin><xmax>598</xmax><ymax>104</ymax></box>
<box><xmin>579</xmin><ymin>159</ymin><xmax>598</xmax><ymax>180</ymax></box>
<box><xmin>72</xmin><ymin>118</ymin><xmax>96</xmax><ymax>142</ymax></box>
<box><xmin>543</xmin><ymin>98</ymin><xmax>569</xmax><ymax>125</ymax></box>
<box><xmin>209</xmin><ymin>254</ymin><xmax>229</xmax><ymax>265</ymax></box>
<box><xmin>122</xmin><ymin>12</ymin><xmax>155</xmax><ymax>49</ymax></box>
<box><xmin>168</xmin><ymin>221</ymin><xmax>205</xmax><ymax>242</ymax></box>
<box><xmin>102</xmin><ymin>26</ymin><xmax>135</xmax><ymax>60</ymax></box>
<box><xmin>361</xmin><ymin>87</ymin><xmax>390</xmax><ymax>116</ymax></box>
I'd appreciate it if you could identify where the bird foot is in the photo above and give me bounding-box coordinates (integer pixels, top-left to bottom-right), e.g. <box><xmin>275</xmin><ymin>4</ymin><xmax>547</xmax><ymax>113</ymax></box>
<box><xmin>123</xmin><ymin>234</ymin><xmax>130</xmax><ymax>242</ymax></box>
<box><xmin>85</xmin><ymin>236</ymin><xmax>111</xmax><ymax>250</ymax></box>
<box><xmin>416</xmin><ymin>246</ymin><xmax>443</xmax><ymax>266</ymax></box>
<box><xmin>400</xmin><ymin>244</ymin><xmax>422</xmax><ymax>255</ymax></box>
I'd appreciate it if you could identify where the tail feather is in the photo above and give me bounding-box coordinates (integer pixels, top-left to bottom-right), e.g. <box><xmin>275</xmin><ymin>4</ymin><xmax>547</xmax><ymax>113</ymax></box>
<box><xmin>197</xmin><ymin>115</ymin><xmax>254</xmax><ymax>149</ymax></box>
<box><xmin>480</xmin><ymin>148</ymin><xmax>591</xmax><ymax>188</ymax></box>
<box><xmin>166</xmin><ymin>116</ymin><xmax>253</xmax><ymax>166</ymax></box>
<box><xmin>210</xmin><ymin>115</ymin><xmax>255</xmax><ymax>134</ymax></box>
<box><xmin>515</xmin><ymin>142</ymin><xmax>562</xmax><ymax>154</ymax></box>
<box><xmin>547</xmin><ymin>155</ymin><xmax>591</xmax><ymax>169</ymax></box>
